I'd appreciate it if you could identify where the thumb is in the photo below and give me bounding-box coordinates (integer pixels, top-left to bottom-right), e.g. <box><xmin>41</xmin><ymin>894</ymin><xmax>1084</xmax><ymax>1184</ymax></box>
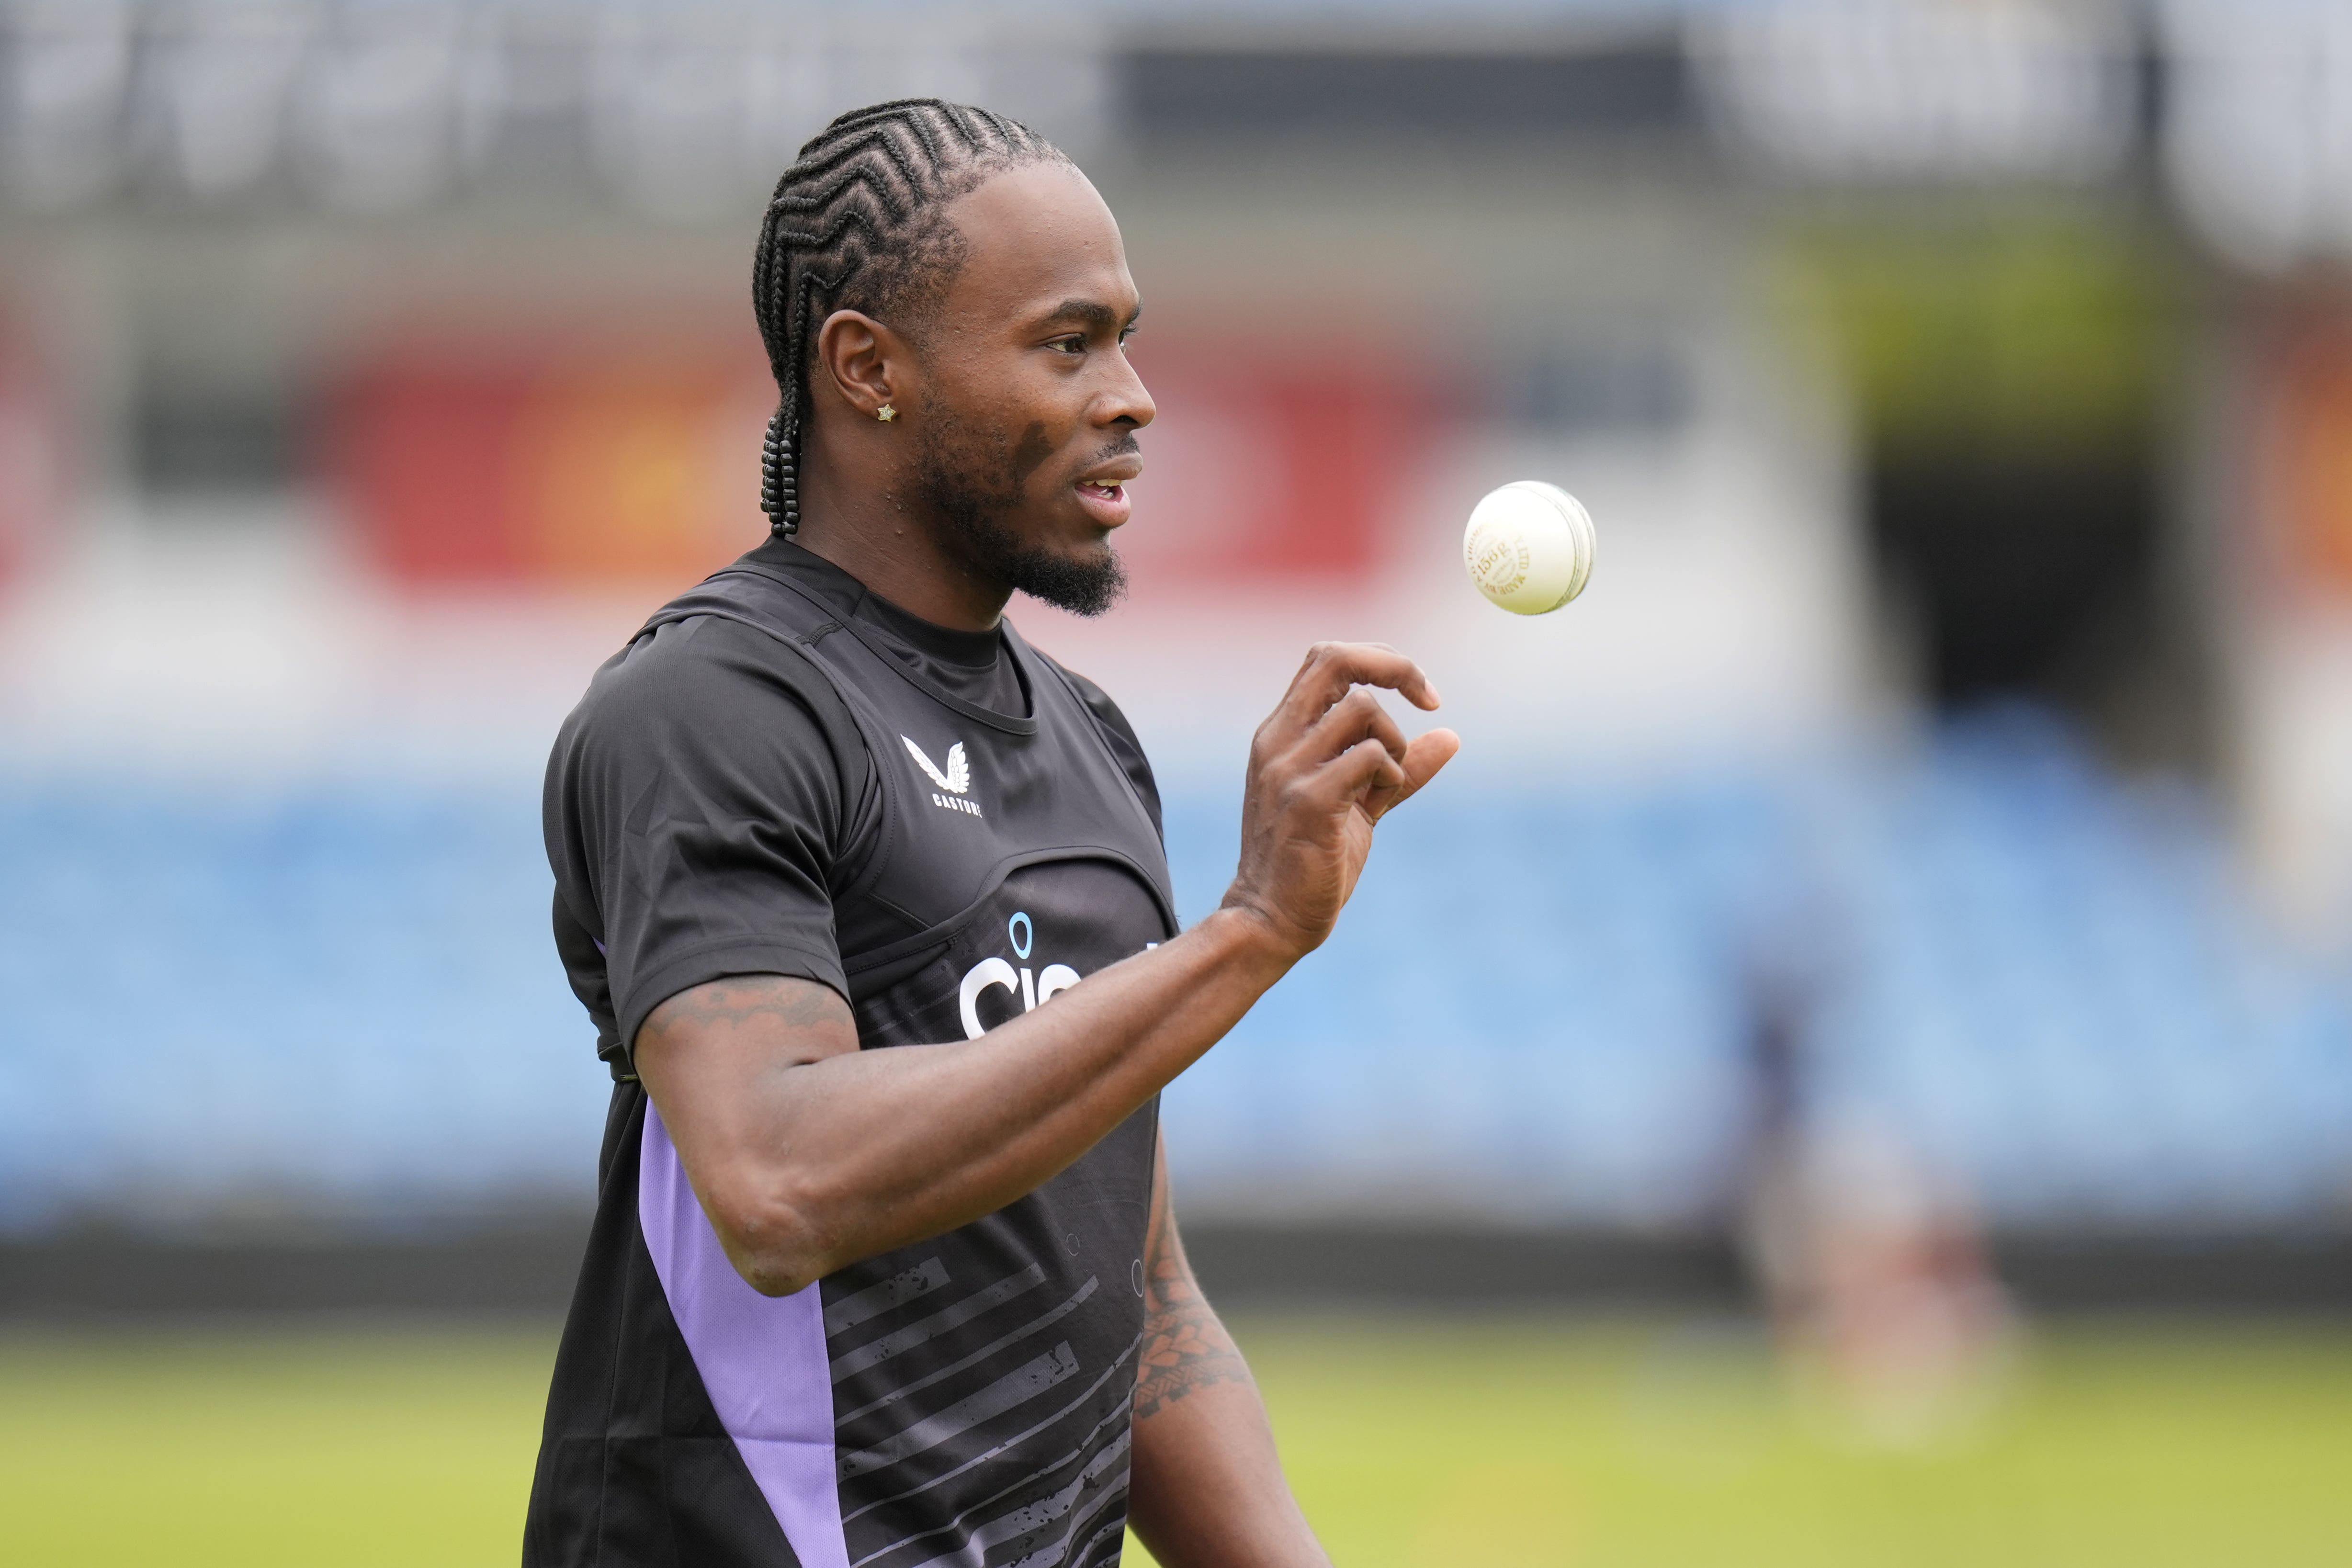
<box><xmin>1366</xmin><ymin>728</ymin><xmax>1459</xmax><ymax>822</ymax></box>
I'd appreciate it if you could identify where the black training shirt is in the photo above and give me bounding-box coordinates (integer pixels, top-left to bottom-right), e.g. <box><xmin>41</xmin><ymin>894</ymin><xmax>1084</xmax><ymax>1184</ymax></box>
<box><xmin>528</xmin><ymin>534</ymin><xmax>1176</xmax><ymax>1568</ymax></box>
<box><xmin>543</xmin><ymin>537</ymin><xmax>1159</xmax><ymax>1073</ymax></box>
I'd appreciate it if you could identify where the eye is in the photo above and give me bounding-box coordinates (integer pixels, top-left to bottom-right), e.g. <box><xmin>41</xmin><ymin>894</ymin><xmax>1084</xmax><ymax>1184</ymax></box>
<box><xmin>1046</xmin><ymin>335</ymin><xmax>1086</xmax><ymax>356</ymax></box>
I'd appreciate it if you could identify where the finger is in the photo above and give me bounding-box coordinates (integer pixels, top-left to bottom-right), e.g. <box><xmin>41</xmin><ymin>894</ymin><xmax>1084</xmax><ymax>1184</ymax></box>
<box><xmin>1273</xmin><ymin>642</ymin><xmax>1441</xmax><ymax>733</ymax></box>
<box><xmin>1323</xmin><ymin>735</ymin><xmax>1410</xmax><ymax>804</ymax></box>
<box><xmin>1400</xmin><ymin>727</ymin><xmax>1459</xmax><ymax>796</ymax></box>
<box><xmin>1293</xmin><ymin>685</ymin><xmax>1409</xmax><ymax>770</ymax></box>
<box><xmin>1363</xmin><ymin>727</ymin><xmax>1459</xmax><ymax>822</ymax></box>
<box><xmin>1260</xmin><ymin>649</ymin><xmax>1402</xmax><ymax>757</ymax></box>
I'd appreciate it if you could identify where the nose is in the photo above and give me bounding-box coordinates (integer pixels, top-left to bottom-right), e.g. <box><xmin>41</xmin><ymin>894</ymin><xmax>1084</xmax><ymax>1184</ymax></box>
<box><xmin>1101</xmin><ymin>349</ymin><xmax>1155</xmax><ymax>430</ymax></box>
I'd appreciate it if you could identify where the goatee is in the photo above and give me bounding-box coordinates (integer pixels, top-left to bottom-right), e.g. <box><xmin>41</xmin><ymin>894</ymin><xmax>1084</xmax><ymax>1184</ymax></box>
<box><xmin>914</xmin><ymin>416</ymin><xmax>1130</xmax><ymax>618</ymax></box>
<box><xmin>941</xmin><ymin>501</ymin><xmax>1128</xmax><ymax>618</ymax></box>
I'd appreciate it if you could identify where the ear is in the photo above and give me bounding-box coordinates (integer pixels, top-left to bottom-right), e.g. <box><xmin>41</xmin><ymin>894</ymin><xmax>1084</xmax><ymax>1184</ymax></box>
<box><xmin>814</xmin><ymin>308</ymin><xmax>911</xmax><ymax>419</ymax></box>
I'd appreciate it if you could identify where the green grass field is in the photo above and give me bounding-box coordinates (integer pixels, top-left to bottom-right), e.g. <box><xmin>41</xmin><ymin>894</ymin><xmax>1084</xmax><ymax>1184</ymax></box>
<box><xmin>3</xmin><ymin>1314</ymin><xmax>2347</xmax><ymax>1567</ymax></box>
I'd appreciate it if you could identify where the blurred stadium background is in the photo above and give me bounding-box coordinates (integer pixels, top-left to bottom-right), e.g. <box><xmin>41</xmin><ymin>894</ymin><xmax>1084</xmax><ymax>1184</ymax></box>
<box><xmin>3</xmin><ymin>0</ymin><xmax>2351</xmax><ymax>1562</ymax></box>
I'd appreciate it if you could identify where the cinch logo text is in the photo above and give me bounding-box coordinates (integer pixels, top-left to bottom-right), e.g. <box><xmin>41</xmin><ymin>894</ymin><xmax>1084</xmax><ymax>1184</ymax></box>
<box><xmin>958</xmin><ymin>911</ymin><xmax>1080</xmax><ymax>1039</ymax></box>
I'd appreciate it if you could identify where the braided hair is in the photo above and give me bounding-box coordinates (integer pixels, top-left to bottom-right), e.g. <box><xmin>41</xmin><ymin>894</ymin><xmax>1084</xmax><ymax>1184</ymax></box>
<box><xmin>752</xmin><ymin>99</ymin><xmax>1068</xmax><ymax>536</ymax></box>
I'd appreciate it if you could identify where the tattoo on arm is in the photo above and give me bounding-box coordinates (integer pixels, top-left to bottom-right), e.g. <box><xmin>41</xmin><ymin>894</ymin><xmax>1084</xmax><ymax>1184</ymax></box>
<box><xmin>1133</xmin><ymin>1142</ymin><xmax>1253</xmax><ymax>1420</ymax></box>
<box><xmin>643</xmin><ymin>976</ymin><xmax>852</xmax><ymax>1045</ymax></box>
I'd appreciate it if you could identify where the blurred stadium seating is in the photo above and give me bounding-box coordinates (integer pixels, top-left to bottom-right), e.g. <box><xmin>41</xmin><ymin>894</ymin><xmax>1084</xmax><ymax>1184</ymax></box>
<box><xmin>0</xmin><ymin>777</ymin><xmax>608</xmax><ymax>1230</ymax></box>
<box><xmin>1174</xmin><ymin>707</ymin><xmax>2352</xmax><ymax>1232</ymax></box>
<box><xmin>7</xmin><ymin>704</ymin><xmax>2346</xmax><ymax>1239</ymax></box>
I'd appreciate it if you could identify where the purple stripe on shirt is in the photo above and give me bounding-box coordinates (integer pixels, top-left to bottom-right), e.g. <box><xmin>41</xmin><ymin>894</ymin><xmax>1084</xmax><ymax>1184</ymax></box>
<box><xmin>640</xmin><ymin>1103</ymin><xmax>849</xmax><ymax>1568</ymax></box>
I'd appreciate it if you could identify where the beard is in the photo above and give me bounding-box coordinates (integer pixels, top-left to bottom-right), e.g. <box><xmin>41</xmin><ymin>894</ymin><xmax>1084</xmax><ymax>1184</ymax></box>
<box><xmin>913</xmin><ymin>411</ymin><xmax>1129</xmax><ymax>619</ymax></box>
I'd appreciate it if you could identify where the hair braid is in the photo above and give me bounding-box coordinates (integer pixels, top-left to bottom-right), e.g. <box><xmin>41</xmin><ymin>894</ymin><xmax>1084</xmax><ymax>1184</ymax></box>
<box><xmin>752</xmin><ymin>99</ymin><xmax>1065</xmax><ymax>536</ymax></box>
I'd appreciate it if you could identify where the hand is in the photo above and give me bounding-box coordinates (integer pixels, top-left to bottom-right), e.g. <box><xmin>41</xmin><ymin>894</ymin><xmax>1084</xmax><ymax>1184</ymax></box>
<box><xmin>1220</xmin><ymin>642</ymin><xmax>1459</xmax><ymax>963</ymax></box>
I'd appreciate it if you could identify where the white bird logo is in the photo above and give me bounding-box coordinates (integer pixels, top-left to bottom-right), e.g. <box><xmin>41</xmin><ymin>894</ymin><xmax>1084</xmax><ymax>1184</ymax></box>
<box><xmin>902</xmin><ymin>736</ymin><xmax>971</xmax><ymax>795</ymax></box>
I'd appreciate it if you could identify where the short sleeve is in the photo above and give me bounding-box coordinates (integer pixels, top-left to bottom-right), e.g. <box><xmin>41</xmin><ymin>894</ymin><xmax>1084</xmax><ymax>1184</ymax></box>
<box><xmin>544</xmin><ymin>614</ymin><xmax>869</xmax><ymax>1070</ymax></box>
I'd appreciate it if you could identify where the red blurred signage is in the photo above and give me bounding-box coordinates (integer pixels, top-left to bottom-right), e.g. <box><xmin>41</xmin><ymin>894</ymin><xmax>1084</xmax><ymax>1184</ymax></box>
<box><xmin>325</xmin><ymin>331</ymin><xmax>1429</xmax><ymax>593</ymax></box>
<box><xmin>0</xmin><ymin>317</ymin><xmax>65</xmax><ymax>587</ymax></box>
<box><xmin>2266</xmin><ymin>309</ymin><xmax>2352</xmax><ymax>600</ymax></box>
<box><xmin>1117</xmin><ymin>343</ymin><xmax>1429</xmax><ymax>585</ymax></box>
<box><xmin>327</xmin><ymin>337</ymin><xmax>772</xmax><ymax>590</ymax></box>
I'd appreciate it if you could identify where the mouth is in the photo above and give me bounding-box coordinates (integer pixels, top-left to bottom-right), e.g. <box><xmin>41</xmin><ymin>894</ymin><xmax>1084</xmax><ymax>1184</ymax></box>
<box><xmin>1073</xmin><ymin>479</ymin><xmax>1129</xmax><ymax>527</ymax></box>
<box><xmin>1072</xmin><ymin>458</ymin><xmax>1140</xmax><ymax>527</ymax></box>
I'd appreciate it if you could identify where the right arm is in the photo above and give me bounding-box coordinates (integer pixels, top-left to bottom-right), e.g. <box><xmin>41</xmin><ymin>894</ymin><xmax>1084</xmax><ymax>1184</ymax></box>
<box><xmin>636</xmin><ymin>642</ymin><xmax>1458</xmax><ymax>1296</ymax></box>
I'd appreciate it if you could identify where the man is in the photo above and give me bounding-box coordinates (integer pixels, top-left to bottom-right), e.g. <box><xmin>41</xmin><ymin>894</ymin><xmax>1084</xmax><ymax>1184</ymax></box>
<box><xmin>526</xmin><ymin>99</ymin><xmax>1457</xmax><ymax>1568</ymax></box>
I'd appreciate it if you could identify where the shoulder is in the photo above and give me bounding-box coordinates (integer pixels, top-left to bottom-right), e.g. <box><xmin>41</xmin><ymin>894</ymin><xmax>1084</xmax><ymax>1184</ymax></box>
<box><xmin>1039</xmin><ymin>653</ymin><xmax>1142</xmax><ymax>750</ymax></box>
<box><xmin>551</xmin><ymin>607</ymin><xmax>871</xmax><ymax>823</ymax></box>
<box><xmin>545</xmin><ymin>609</ymin><xmax>880</xmax><ymax>886</ymax></box>
<box><xmin>575</xmin><ymin>612</ymin><xmax>844</xmax><ymax>744</ymax></box>
<box><xmin>1031</xmin><ymin>649</ymin><xmax>1164</xmax><ymax>837</ymax></box>
<box><xmin>567</xmin><ymin>548</ymin><xmax>858</xmax><ymax>726</ymax></box>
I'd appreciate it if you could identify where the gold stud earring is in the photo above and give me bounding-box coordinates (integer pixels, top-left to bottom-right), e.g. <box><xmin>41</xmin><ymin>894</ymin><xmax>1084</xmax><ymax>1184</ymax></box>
<box><xmin>876</xmin><ymin>404</ymin><xmax>896</xmax><ymax>423</ymax></box>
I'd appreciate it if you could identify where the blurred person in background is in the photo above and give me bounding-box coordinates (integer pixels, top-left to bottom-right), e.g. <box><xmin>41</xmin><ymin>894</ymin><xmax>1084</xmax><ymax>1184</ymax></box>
<box><xmin>526</xmin><ymin>100</ymin><xmax>1456</xmax><ymax>1568</ymax></box>
<box><xmin>1738</xmin><ymin>965</ymin><xmax>2012</xmax><ymax>1445</ymax></box>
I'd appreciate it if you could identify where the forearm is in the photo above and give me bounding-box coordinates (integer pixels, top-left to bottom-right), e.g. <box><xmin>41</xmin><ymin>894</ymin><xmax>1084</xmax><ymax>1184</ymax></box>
<box><xmin>1128</xmin><ymin>1158</ymin><xmax>1329</xmax><ymax>1568</ymax></box>
<box><xmin>1132</xmin><ymin>1374</ymin><xmax>1326</xmax><ymax>1568</ymax></box>
<box><xmin>642</xmin><ymin>641</ymin><xmax>1458</xmax><ymax>1297</ymax></box>
<box><xmin>640</xmin><ymin>907</ymin><xmax>1290</xmax><ymax>1292</ymax></box>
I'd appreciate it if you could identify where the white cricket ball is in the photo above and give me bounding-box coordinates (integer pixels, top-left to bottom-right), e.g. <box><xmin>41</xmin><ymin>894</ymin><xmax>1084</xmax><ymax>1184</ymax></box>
<box><xmin>1461</xmin><ymin>480</ymin><xmax>1595</xmax><ymax>615</ymax></box>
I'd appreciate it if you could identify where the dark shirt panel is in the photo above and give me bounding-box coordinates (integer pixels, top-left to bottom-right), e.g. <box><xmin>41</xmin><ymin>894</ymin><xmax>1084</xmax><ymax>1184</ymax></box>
<box><xmin>544</xmin><ymin>539</ymin><xmax>1162</xmax><ymax>1074</ymax></box>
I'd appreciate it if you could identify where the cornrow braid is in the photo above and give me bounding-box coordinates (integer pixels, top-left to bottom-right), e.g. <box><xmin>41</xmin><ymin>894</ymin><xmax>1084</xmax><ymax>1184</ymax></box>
<box><xmin>752</xmin><ymin>98</ymin><xmax>1066</xmax><ymax>536</ymax></box>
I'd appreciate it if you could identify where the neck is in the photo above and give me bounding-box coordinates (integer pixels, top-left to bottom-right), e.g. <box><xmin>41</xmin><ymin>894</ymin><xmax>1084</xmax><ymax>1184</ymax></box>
<box><xmin>790</xmin><ymin>448</ymin><xmax>1012</xmax><ymax>634</ymax></box>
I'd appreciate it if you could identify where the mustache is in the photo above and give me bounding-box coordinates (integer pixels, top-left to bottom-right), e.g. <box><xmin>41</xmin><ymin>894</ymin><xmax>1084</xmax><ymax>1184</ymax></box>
<box><xmin>1090</xmin><ymin>432</ymin><xmax>1142</xmax><ymax>467</ymax></box>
